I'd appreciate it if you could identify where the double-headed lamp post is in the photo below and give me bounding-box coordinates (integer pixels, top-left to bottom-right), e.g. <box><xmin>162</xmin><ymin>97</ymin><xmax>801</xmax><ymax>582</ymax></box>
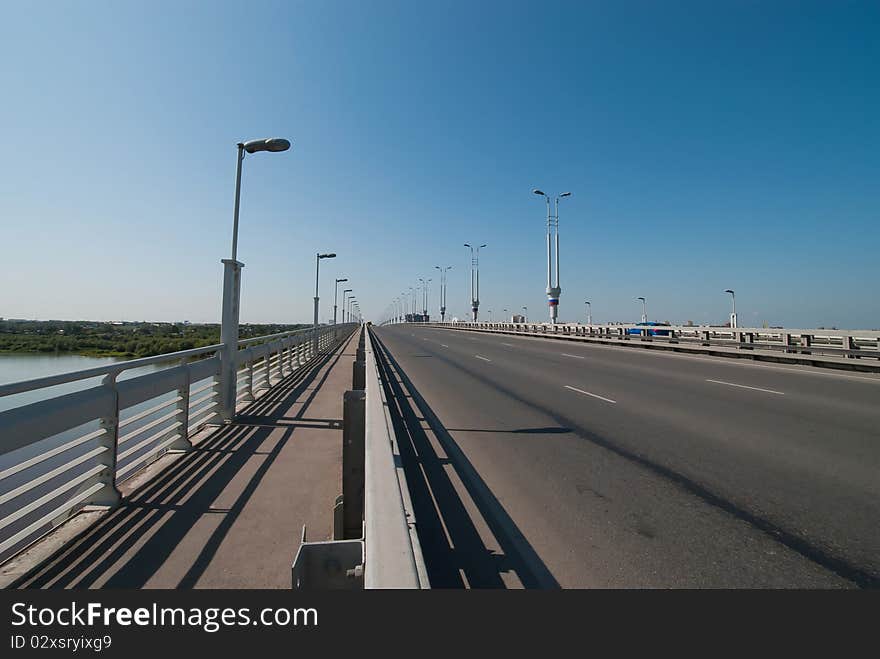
<box><xmin>532</xmin><ymin>189</ymin><xmax>571</xmax><ymax>324</ymax></box>
<box><xmin>220</xmin><ymin>137</ymin><xmax>290</xmax><ymax>423</ymax></box>
<box><xmin>334</xmin><ymin>278</ymin><xmax>348</xmax><ymax>325</ymax></box>
<box><xmin>636</xmin><ymin>297</ymin><xmax>647</xmax><ymax>323</ymax></box>
<box><xmin>464</xmin><ymin>243</ymin><xmax>487</xmax><ymax>321</ymax></box>
<box><xmin>725</xmin><ymin>289</ymin><xmax>737</xmax><ymax>328</ymax></box>
<box><xmin>522</xmin><ymin>306</ymin><xmax>528</xmax><ymax>322</ymax></box>
<box><xmin>585</xmin><ymin>300</ymin><xmax>592</xmax><ymax>325</ymax></box>
<box><xmin>313</xmin><ymin>252</ymin><xmax>336</xmax><ymax>349</ymax></box>
<box><xmin>435</xmin><ymin>265</ymin><xmax>452</xmax><ymax>322</ymax></box>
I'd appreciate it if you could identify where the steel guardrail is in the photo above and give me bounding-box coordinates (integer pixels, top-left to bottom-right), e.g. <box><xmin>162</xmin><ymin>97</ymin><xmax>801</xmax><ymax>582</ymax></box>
<box><xmin>364</xmin><ymin>326</ymin><xmax>428</xmax><ymax>588</ymax></box>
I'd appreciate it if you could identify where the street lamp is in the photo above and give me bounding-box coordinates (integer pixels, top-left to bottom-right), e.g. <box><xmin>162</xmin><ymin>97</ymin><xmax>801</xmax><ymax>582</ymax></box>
<box><xmin>342</xmin><ymin>288</ymin><xmax>352</xmax><ymax>323</ymax></box>
<box><xmin>636</xmin><ymin>297</ymin><xmax>647</xmax><ymax>323</ymax></box>
<box><xmin>334</xmin><ymin>278</ymin><xmax>348</xmax><ymax>325</ymax></box>
<box><xmin>435</xmin><ymin>265</ymin><xmax>452</xmax><ymax>322</ymax></box>
<box><xmin>585</xmin><ymin>301</ymin><xmax>592</xmax><ymax>325</ymax></box>
<box><xmin>230</xmin><ymin>138</ymin><xmax>291</xmax><ymax>262</ymax></box>
<box><xmin>522</xmin><ymin>306</ymin><xmax>528</xmax><ymax>322</ymax></box>
<box><xmin>220</xmin><ymin>137</ymin><xmax>290</xmax><ymax>423</ymax></box>
<box><xmin>464</xmin><ymin>243</ymin><xmax>487</xmax><ymax>321</ymax></box>
<box><xmin>533</xmin><ymin>189</ymin><xmax>571</xmax><ymax>324</ymax></box>
<box><xmin>313</xmin><ymin>253</ymin><xmax>336</xmax><ymax>350</ymax></box>
<box><xmin>725</xmin><ymin>289</ymin><xmax>737</xmax><ymax>328</ymax></box>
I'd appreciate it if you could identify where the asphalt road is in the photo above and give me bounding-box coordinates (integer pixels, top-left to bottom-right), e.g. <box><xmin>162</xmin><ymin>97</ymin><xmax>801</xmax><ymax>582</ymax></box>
<box><xmin>372</xmin><ymin>324</ymin><xmax>880</xmax><ymax>588</ymax></box>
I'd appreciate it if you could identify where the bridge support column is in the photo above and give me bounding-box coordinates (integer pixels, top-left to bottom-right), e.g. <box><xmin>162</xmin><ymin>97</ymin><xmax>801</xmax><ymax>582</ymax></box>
<box><xmin>219</xmin><ymin>258</ymin><xmax>243</xmax><ymax>423</ymax></box>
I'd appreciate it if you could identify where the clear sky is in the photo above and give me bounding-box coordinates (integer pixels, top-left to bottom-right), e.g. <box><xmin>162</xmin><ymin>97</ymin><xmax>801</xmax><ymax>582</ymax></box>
<box><xmin>1</xmin><ymin>1</ymin><xmax>877</xmax><ymax>328</ymax></box>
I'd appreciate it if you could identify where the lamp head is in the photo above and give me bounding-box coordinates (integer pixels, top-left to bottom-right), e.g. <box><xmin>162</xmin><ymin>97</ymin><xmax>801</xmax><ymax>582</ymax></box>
<box><xmin>532</xmin><ymin>189</ymin><xmax>546</xmax><ymax>196</ymax></box>
<box><xmin>241</xmin><ymin>138</ymin><xmax>291</xmax><ymax>154</ymax></box>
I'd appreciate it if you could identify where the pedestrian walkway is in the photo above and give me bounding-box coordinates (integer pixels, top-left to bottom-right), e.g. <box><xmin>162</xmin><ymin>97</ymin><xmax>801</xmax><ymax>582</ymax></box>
<box><xmin>6</xmin><ymin>331</ymin><xmax>359</xmax><ymax>589</ymax></box>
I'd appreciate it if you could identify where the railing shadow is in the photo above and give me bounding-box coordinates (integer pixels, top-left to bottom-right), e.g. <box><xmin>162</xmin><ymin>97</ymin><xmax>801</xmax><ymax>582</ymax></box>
<box><xmin>10</xmin><ymin>332</ymin><xmax>355</xmax><ymax>589</ymax></box>
<box><xmin>371</xmin><ymin>332</ymin><xmax>560</xmax><ymax>589</ymax></box>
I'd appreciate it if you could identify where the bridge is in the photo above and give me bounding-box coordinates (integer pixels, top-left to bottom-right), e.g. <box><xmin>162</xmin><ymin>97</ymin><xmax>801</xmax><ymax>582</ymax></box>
<box><xmin>1</xmin><ymin>314</ymin><xmax>878</xmax><ymax>588</ymax></box>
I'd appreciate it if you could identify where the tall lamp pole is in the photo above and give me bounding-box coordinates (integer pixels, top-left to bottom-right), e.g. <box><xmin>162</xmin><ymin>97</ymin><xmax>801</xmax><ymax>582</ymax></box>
<box><xmin>313</xmin><ymin>252</ymin><xmax>336</xmax><ymax>349</ymax></box>
<box><xmin>435</xmin><ymin>265</ymin><xmax>452</xmax><ymax>322</ymax></box>
<box><xmin>220</xmin><ymin>137</ymin><xmax>290</xmax><ymax>423</ymax></box>
<box><xmin>533</xmin><ymin>189</ymin><xmax>571</xmax><ymax>324</ymax></box>
<box><xmin>333</xmin><ymin>278</ymin><xmax>348</xmax><ymax>325</ymax></box>
<box><xmin>636</xmin><ymin>297</ymin><xmax>647</xmax><ymax>323</ymax></box>
<box><xmin>585</xmin><ymin>301</ymin><xmax>592</xmax><ymax>325</ymax></box>
<box><xmin>522</xmin><ymin>306</ymin><xmax>528</xmax><ymax>322</ymax></box>
<box><xmin>725</xmin><ymin>289</ymin><xmax>737</xmax><ymax>328</ymax></box>
<box><xmin>342</xmin><ymin>289</ymin><xmax>352</xmax><ymax>323</ymax></box>
<box><xmin>464</xmin><ymin>243</ymin><xmax>487</xmax><ymax>321</ymax></box>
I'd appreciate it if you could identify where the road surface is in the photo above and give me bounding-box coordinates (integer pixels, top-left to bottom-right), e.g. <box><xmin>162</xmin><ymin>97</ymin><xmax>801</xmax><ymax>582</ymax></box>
<box><xmin>371</xmin><ymin>324</ymin><xmax>880</xmax><ymax>588</ymax></box>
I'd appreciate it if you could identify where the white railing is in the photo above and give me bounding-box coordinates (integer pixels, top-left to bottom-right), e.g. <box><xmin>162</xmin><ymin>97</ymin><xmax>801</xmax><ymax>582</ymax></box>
<box><xmin>427</xmin><ymin>321</ymin><xmax>880</xmax><ymax>367</ymax></box>
<box><xmin>0</xmin><ymin>323</ymin><xmax>356</xmax><ymax>563</ymax></box>
<box><xmin>364</xmin><ymin>326</ymin><xmax>426</xmax><ymax>588</ymax></box>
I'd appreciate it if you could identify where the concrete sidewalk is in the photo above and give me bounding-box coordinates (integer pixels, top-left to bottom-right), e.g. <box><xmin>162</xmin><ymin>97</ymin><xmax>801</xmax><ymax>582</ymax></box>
<box><xmin>7</xmin><ymin>330</ymin><xmax>359</xmax><ymax>589</ymax></box>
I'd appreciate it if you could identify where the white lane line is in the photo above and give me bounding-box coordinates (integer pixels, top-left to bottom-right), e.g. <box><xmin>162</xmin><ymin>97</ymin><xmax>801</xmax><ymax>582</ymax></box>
<box><xmin>475</xmin><ymin>355</ymin><xmax>492</xmax><ymax>362</ymax></box>
<box><xmin>561</xmin><ymin>353</ymin><xmax>585</xmax><ymax>359</ymax></box>
<box><xmin>706</xmin><ymin>379</ymin><xmax>785</xmax><ymax>395</ymax></box>
<box><xmin>501</xmin><ymin>342</ymin><xmax>515</xmax><ymax>347</ymax></box>
<box><xmin>440</xmin><ymin>344</ymin><xmax>449</xmax><ymax>348</ymax></box>
<box><xmin>564</xmin><ymin>385</ymin><xmax>616</xmax><ymax>404</ymax></box>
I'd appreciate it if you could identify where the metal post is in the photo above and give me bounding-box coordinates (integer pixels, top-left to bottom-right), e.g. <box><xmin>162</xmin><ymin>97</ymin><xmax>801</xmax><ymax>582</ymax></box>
<box><xmin>94</xmin><ymin>372</ymin><xmax>122</xmax><ymax>507</ymax></box>
<box><xmin>230</xmin><ymin>145</ymin><xmax>245</xmax><ymax>261</ymax></box>
<box><xmin>342</xmin><ymin>389</ymin><xmax>366</xmax><ymax>539</ymax></box>
<box><xmin>219</xmin><ymin>258</ymin><xmax>243</xmax><ymax>422</ymax></box>
<box><xmin>313</xmin><ymin>253</ymin><xmax>321</xmax><ymax>353</ymax></box>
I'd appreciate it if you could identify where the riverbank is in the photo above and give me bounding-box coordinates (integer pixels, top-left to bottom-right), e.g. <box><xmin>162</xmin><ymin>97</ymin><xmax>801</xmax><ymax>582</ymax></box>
<box><xmin>0</xmin><ymin>320</ymin><xmax>307</xmax><ymax>359</ymax></box>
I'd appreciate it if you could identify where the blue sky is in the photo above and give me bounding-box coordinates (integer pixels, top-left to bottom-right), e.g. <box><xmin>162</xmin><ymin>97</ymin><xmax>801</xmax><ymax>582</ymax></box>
<box><xmin>0</xmin><ymin>0</ymin><xmax>877</xmax><ymax>328</ymax></box>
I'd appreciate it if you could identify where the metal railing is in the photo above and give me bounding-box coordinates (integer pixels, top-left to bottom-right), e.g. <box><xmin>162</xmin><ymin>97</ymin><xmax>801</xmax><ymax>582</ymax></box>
<box><xmin>363</xmin><ymin>325</ymin><xmax>426</xmax><ymax>588</ymax></box>
<box><xmin>290</xmin><ymin>325</ymin><xmax>427</xmax><ymax>589</ymax></box>
<box><xmin>0</xmin><ymin>323</ymin><xmax>356</xmax><ymax>563</ymax></box>
<box><xmin>427</xmin><ymin>321</ymin><xmax>880</xmax><ymax>369</ymax></box>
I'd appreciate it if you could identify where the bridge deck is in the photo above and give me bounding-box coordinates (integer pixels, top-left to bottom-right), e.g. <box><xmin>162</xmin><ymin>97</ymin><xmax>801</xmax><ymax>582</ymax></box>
<box><xmin>6</xmin><ymin>333</ymin><xmax>357</xmax><ymax>589</ymax></box>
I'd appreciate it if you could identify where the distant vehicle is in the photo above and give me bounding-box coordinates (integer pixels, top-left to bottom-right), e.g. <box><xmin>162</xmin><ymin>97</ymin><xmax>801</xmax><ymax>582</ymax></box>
<box><xmin>628</xmin><ymin>321</ymin><xmax>672</xmax><ymax>336</ymax></box>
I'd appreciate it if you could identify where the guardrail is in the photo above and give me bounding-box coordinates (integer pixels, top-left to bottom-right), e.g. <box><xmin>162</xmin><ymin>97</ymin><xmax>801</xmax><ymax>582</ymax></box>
<box><xmin>291</xmin><ymin>325</ymin><xmax>427</xmax><ymax>589</ymax></box>
<box><xmin>424</xmin><ymin>321</ymin><xmax>880</xmax><ymax>371</ymax></box>
<box><xmin>0</xmin><ymin>322</ymin><xmax>356</xmax><ymax>563</ymax></box>
<box><xmin>363</xmin><ymin>325</ymin><xmax>426</xmax><ymax>588</ymax></box>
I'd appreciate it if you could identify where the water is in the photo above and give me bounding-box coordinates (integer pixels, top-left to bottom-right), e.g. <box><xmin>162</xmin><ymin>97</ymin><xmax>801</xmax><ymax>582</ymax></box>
<box><xmin>0</xmin><ymin>353</ymin><xmax>131</xmax><ymax>413</ymax></box>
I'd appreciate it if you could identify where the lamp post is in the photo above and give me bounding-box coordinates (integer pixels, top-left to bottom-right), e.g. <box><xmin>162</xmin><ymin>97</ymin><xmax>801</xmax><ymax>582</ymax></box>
<box><xmin>532</xmin><ymin>189</ymin><xmax>571</xmax><ymax>324</ymax></box>
<box><xmin>636</xmin><ymin>297</ymin><xmax>647</xmax><ymax>323</ymax></box>
<box><xmin>585</xmin><ymin>301</ymin><xmax>592</xmax><ymax>325</ymax></box>
<box><xmin>522</xmin><ymin>306</ymin><xmax>528</xmax><ymax>322</ymax></box>
<box><xmin>342</xmin><ymin>289</ymin><xmax>352</xmax><ymax>323</ymax></box>
<box><xmin>313</xmin><ymin>252</ymin><xmax>336</xmax><ymax>350</ymax></box>
<box><xmin>220</xmin><ymin>137</ymin><xmax>290</xmax><ymax>423</ymax></box>
<box><xmin>435</xmin><ymin>265</ymin><xmax>452</xmax><ymax>322</ymax></box>
<box><xmin>464</xmin><ymin>243</ymin><xmax>487</xmax><ymax>321</ymax></box>
<box><xmin>725</xmin><ymin>289</ymin><xmax>737</xmax><ymax>328</ymax></box>
<box><xmin>333</xmin><ymin>278</ymin><xmax>348</xmax><ymax>325</ymax></box>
